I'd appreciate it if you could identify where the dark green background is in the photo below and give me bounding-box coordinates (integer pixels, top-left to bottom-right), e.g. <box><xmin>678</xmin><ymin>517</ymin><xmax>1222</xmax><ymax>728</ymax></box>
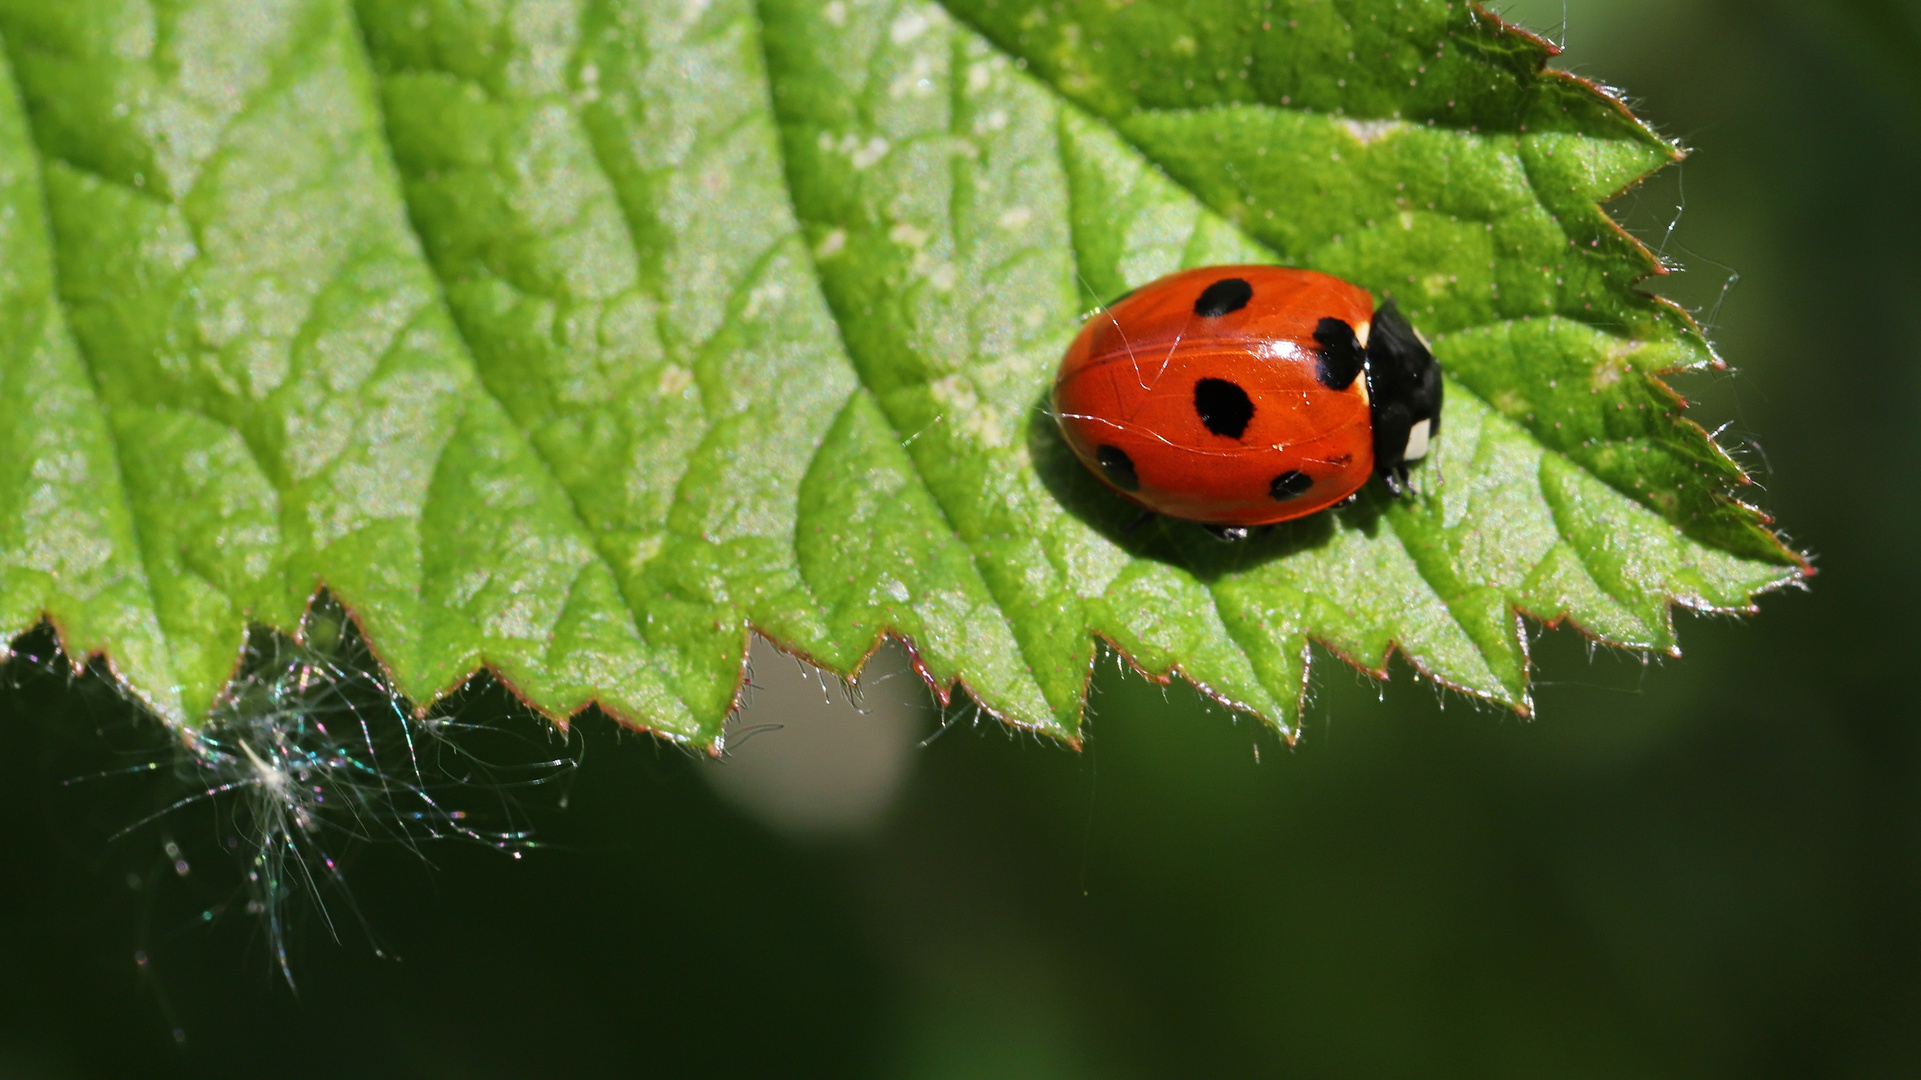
<box><xmin>1</xmin><ymin>0</ymin><xmax>1916</xmax><ymax>1075</ymax></box>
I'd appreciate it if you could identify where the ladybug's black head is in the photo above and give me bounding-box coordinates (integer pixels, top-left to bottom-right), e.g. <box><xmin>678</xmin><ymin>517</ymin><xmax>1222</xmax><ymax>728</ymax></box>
<box><xmin>1364</xmin><ymin>301</ymin><xmax>1443</xmax><ymax>496</ymax></box>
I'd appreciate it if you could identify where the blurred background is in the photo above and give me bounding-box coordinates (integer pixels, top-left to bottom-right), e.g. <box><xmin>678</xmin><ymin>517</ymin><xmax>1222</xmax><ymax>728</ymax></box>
<box><xmin>1</xmin><ymin>0</ymin><xmax>1918</xmax><ymax>1075</ymax></box>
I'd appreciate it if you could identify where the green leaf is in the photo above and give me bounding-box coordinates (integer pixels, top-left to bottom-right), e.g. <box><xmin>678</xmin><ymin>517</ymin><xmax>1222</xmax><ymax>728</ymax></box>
<box><xmin>0</xmin><ymin>0</ymin><xmax>1802</xmax><ymax>742</ymax></box>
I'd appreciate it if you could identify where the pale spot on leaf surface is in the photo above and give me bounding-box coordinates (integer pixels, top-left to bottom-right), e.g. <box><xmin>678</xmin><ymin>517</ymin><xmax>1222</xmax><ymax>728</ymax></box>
<box><xmin>1344</xmin><ymin>118</ymin><xmax>1408</xmax><ymax>146</ymax></box>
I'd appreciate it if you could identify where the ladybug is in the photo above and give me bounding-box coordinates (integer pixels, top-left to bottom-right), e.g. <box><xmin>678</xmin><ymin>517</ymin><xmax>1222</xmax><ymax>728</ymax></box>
<box><xmin>1052</xmin><ymin>265</ymin><xmax>1443</xmax><ymax>540</ymax></box>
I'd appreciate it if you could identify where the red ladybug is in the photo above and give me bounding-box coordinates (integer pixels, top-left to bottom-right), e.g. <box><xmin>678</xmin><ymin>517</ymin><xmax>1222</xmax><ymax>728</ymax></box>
<box><xmin>1052</xmin><ymin>265</ymin><xmax>1443</xmax><ymax>540</ymax></box>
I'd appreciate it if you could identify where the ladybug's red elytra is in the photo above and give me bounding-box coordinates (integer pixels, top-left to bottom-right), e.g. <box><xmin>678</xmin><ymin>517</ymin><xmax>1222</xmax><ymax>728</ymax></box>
<box><xmin>1052</xmin><ymin>265</ymin><xmax>1443</xmax><ymax>540</ymax></box>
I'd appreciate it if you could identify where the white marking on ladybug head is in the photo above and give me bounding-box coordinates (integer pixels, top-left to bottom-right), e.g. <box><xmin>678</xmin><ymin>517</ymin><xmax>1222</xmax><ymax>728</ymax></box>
<box><xmin>1402</xmin><ymin>418</ymin><xmax>1432</xmax><ymax>462</ymax></box>
<box><xmin>1354</xmin><ymin>320</ymin><xmax>1371</xmax><ymax>349</ymax></box>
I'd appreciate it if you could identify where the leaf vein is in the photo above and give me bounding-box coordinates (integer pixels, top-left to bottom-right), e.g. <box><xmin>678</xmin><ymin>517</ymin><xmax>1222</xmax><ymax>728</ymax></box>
<box><xmin>749</xmin><ymin>0</ymin><xmax>1072</xmax><ymax>723</ymax></box>
<box><xmin>0</xmin><ymin>43</ymin><xmax>179</xmax><ymax>712</ymax></box>
<box><xmin>340</xmin><ymin>1</ymin><xmax>694</xmax><ymax>719</ymax></box>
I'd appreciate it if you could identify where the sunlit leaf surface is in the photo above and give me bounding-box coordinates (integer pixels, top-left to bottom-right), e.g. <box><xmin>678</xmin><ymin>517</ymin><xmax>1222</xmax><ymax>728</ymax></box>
<box><xmin>0</xmin><ymin>0</ymin><xmax>1802</xmax><ymax>742</ymax></box>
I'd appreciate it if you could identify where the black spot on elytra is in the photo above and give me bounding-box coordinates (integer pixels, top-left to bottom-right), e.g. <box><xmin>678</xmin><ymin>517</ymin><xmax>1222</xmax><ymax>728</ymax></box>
<box><xmin>1096</xmin><ymin>444</ymin><xmax>1139</xmax><ymax>492</ymax></box>
<box><xmin>1312</xmin><ymin>317</ymin><xmax>1364</xmax><ymax>390</ymax></box>
<box><xmin>1193</xmin><ymin>378</ymin><xmax>1254</xmax><ymax>439</ymax></box>
<box><xmin>1193</xmin><ymin>277</ymin><xmax>1253</xmax><ymax>317</ymax></box>
<box><xmin>1269</xmin><ymin>470</ymin><xmax>1313</xmax><ymax>501</ymax></box>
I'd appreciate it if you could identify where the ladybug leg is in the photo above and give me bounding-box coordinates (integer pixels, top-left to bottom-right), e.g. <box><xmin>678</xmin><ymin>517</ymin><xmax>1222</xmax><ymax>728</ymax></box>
<box><xmin>1381</xmin><ymin>467</ymin><xmax>1406</xmax><ymax>498</ymax></box>
<box><xmin>1203</xmin><ymin>524</ymin><xmax>1252</xmax><ymax>543</ymax></box>
<box><xmin>1122</xmin><ymin>509</ymin><xmax>1156</xmax><ymax>536</ymax></box>
<box><xmin>1333</xmin><ymin>491</ymin><xmax>1361</xmax><ymax>510</ymax></box>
